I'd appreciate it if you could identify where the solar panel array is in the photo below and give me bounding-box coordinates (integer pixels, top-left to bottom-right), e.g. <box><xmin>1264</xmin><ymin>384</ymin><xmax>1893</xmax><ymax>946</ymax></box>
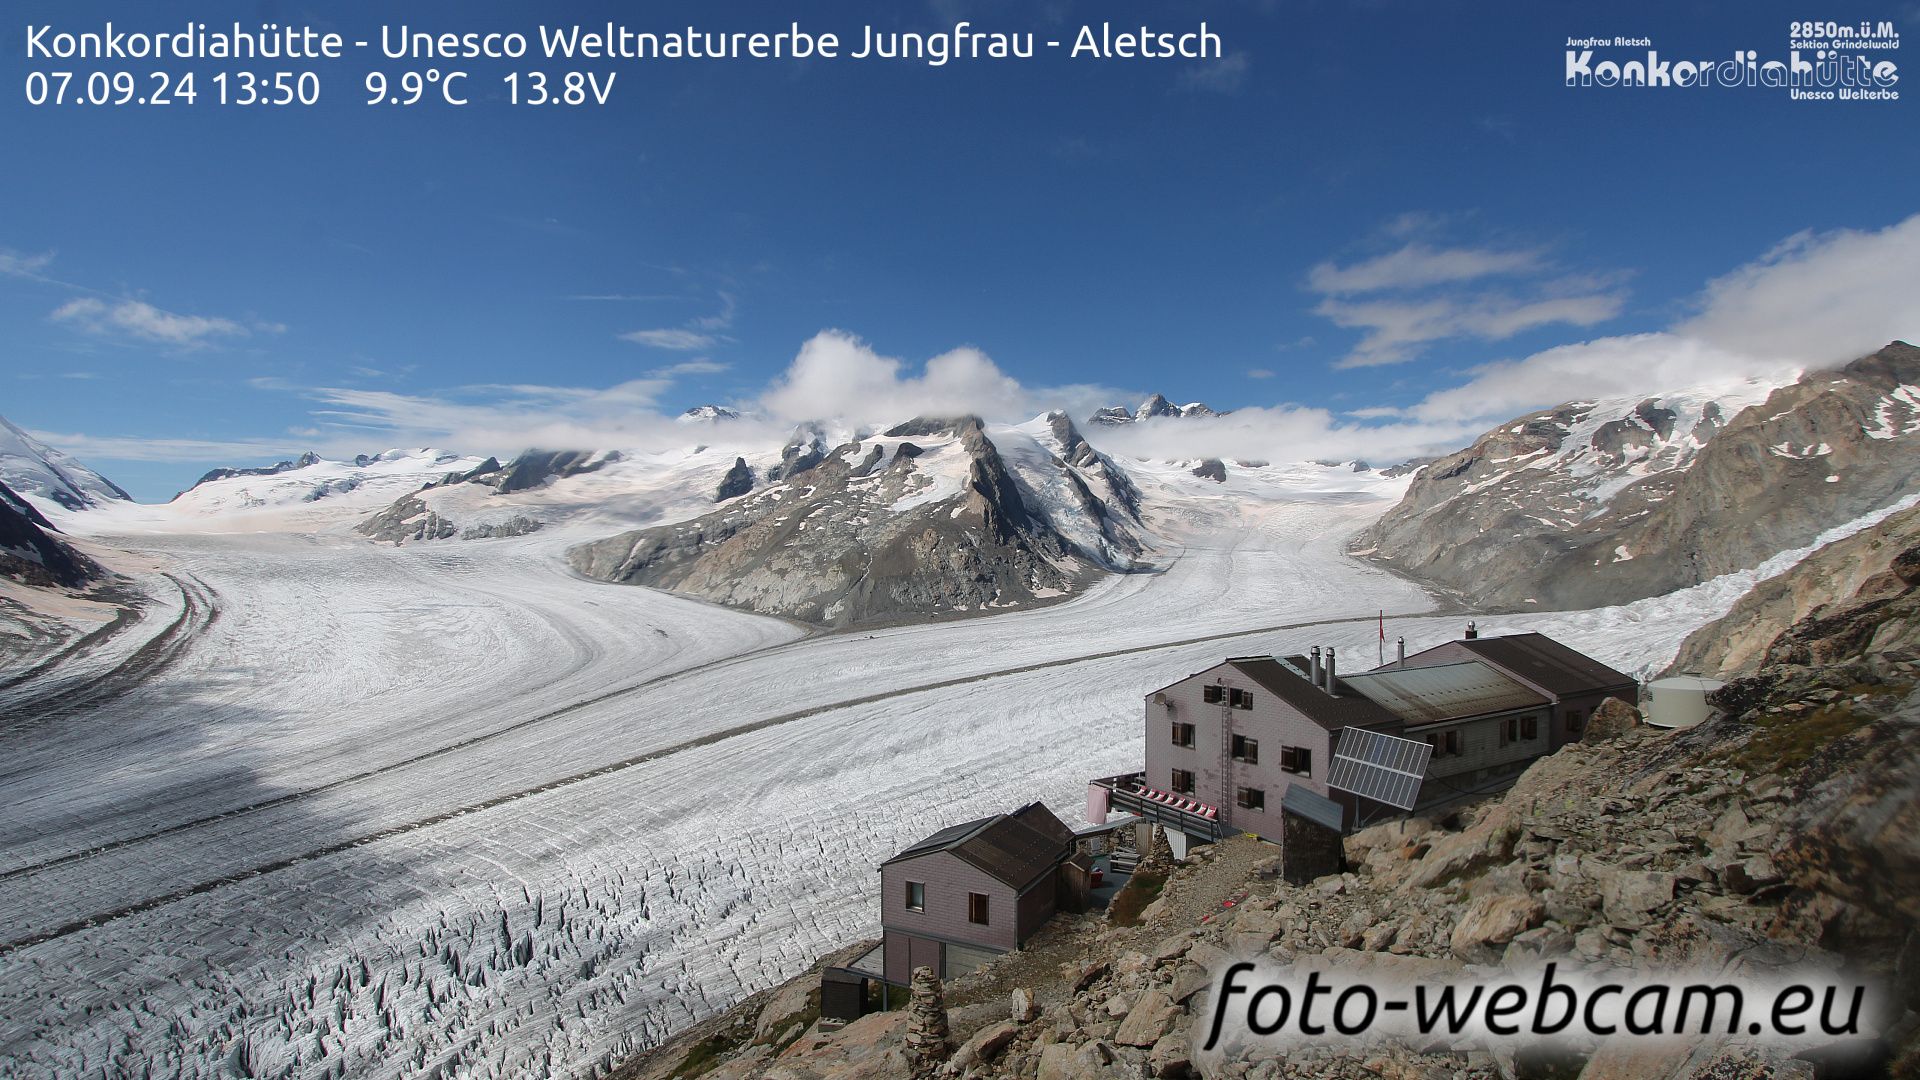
<box><xmin>1326</xmin><ymin>726</ymin><xmax>1432</xmax><ymax>811</ymax></box>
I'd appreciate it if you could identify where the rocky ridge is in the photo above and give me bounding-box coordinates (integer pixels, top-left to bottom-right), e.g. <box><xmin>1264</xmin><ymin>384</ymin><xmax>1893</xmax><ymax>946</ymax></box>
<box><xmin>1355</xmin><ymin>342</ymin><xmax>1920</xmax><ymax>611</ymax></box>
<box><xmin>567</xmin><ymin>415</ymin><xmax>1146</xmax><ymax>628</ymax></box>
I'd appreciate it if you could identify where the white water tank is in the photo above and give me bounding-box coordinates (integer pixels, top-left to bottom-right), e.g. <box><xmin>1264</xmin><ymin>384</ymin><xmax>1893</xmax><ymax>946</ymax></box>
<box><xmin>1647</xmin><ymin>675</ymin><xmax>1724</xmax><ymax>729</ymax></box>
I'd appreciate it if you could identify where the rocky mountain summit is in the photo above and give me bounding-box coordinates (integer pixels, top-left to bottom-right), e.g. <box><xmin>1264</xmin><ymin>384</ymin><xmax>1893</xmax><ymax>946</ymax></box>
<box><xmin>567</xmin><ymin>415</ymin><xmax>1147</xmax><ymax>628</ymax></box>
<box><xmin>1088</xmin><ymin>395</ymin><xmax>1223</xmax><ymax>427</ymax></box>
<box><xmin>1356</xmin><ymin>342</ymin><xmax>1920</xmax><ymax>611</ymax></box>
<box><xmin>616</xmin><ymin>543</ymin><xmax>1920</xmax><ymax>1079</ymax></box>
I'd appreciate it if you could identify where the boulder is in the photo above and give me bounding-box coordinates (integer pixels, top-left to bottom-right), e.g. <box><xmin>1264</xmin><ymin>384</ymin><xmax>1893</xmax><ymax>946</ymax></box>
<box><xmin>1600</xmin><ymin>870</ymin><xmax>1675</xmax><ymax>927</ymax></box>
<box><xmin>1011</xmin><ymin>986</ymin><xmax>1040</xmax><ymax>1022</ymax></box>
<box><xmin>1112</xmin><ymin>990</ymin><xmax>1178</xmax><ymax>1047</ymax></box>
<box><xmin>1584</xmin><ymin>697</ymin><xmax>1643</xmax><ymax>741</ymax></box>
<box><xmin>948</xmin><ymin>1020</ymin><xmax>1020</xmax><ymax>1071</ymax></box>
<box><xmin>1449</xmin><ymin>894</ymin><xmax>1546</xmax><ymax>962</ymax></box>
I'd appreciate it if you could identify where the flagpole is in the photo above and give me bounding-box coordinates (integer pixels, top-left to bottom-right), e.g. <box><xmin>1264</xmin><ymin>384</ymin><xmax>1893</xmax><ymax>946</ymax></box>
<box><xmin>1378</xmin><ymin>610</ymin><xmax>1384</xmax><ymax>666</ymax></box>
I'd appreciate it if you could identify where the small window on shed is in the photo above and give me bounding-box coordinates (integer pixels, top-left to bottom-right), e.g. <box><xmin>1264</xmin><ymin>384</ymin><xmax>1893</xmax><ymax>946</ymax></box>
<box><xmin>1445</xmin><ymin>730</ymin><xmax>1463</xmax><ymax>755</ymax></box>
<box><xmin>905</xmin><ymin>881</ymin><xmax>925</xmax><ymax>912</ymax></box>
<box><xmin>1521</xmin><ymin>716</ymin><xmax>1539</xmax><ymax>740</ymax></box>
<box><xmin>1202</xmin><ymin>684</ymin><xmax>1225</xmax><ymax>705</ymax></box>
<box><xmin>968</xmin><ymin>892</ymin><xmax>990</xmax><ymax>925</ymax></box>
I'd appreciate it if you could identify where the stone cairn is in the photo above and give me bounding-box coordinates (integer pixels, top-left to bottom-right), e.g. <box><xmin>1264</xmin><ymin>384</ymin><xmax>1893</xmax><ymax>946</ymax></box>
<box><xmin>903</xmin><ymin>965</ymin><xmax>952</xmax><ymax>1077</ymax></box>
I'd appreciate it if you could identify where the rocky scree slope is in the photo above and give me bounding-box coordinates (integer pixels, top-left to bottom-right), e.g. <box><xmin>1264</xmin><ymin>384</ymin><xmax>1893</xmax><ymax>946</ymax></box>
<box><xmin>567</xmin><ymin>415</ymin><xmax>1146</xmax><ymax>628</ymax></box>
<box><xmin>1356</xmin><ymin>341</ymin><xmax>1920</xmax><ymax>611</ymax></box>
<box><xmin>621</xmin><ymin>555</ymin><xmax>1920</xmax><ymax>1080</ymax></box>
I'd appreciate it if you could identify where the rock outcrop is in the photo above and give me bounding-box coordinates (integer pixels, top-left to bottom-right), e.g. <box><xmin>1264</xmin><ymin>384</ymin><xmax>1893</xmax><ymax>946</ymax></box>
<box><xmin>0</xmin><ymin>479</ymin><xmax>102</xmax><ymax>588</ymax></box>
<box><xmin>568</xmin><ymin>417</ymin><xmax>1142</xmax><ymax>628</ymax></box>
<box><xmin>1356</xmin><ymin>341</ymin><xmax>1920</xmax><ymax>611</ymax></box>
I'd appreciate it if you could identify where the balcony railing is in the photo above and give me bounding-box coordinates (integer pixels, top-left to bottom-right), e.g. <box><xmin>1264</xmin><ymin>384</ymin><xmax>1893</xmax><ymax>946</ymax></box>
<box><xmin>1090</xmin><ymin>772</ymin><xmax>1228</xmax><ymax>840</ymax></box>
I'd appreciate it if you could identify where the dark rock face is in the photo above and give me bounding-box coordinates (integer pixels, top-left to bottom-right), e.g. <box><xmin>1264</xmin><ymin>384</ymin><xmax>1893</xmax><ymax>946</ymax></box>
<box><xmin>764</xmin><ymin>426</ymin><xmax>829</xmax><ymax>482</ymax></box>
<box><xmin>568</xmin><ymin>417</ymin><xmax>1120</xmax><ymax>628</ymax></box>
<box><xmin>483</xmin><ymin>450</ymin><xmax>621</xmax><ymax>494</ymax></box>
<box><xmin>355</xmin><ymin>495</ymin><xmax>456</xmax><ymax>544</ymax></box>
<box><xmin>459</xmin><ymin>516</ymin><xmax>542</xmax><ymax>540</ymax></box>
<box><xmin>714</xmin><ymin>457</ymin><xmax>755</xmax><ymax>502</ymax></box>
<box><xmin>1191</xmin><ymin>459</ymin><xmax>1227</xmax><ymax>483</ymax></box>
<box><xmin>1357</xmin><ymin>341</ymin><xmax>1920</xmax><ymax>611</ymax></box>
<box><xmin>0</xmin><ymin>480</ymin><xmax>102</xmax><ymax>588</ymax></box>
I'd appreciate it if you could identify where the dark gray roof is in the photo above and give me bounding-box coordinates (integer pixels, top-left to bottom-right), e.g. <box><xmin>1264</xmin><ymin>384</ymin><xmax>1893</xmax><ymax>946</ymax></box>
<box><xmin>884</xmin><ymin>801</ymin><xmax>1074</xmax><ymax>892</ymax></box>
<box><xmin>1340</xmin><ymin>660</ymin><xmax>1547</xmax><ymax>726</ymax></box>
<box><xmin>1452</xmin><ymin>633</ymin><xmax>1636</xmax><ymax>698</ymax></box>
<box><xmin>1223</xmin><ymin>656</ymin><xmax>1403</xmax><ymax>732</ymax></box>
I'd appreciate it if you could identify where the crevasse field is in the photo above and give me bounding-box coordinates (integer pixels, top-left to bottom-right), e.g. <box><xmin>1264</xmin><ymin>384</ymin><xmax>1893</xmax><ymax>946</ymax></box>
<box><xmin>0</xmin><ymin>448</ymin><xmax>1878</xmax><ymax>1079</ymax></box>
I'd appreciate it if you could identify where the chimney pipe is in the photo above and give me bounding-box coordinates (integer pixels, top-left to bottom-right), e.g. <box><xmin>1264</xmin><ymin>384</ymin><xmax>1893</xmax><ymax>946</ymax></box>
<box><xmin>1397</xmin><ymin>636</ymin><xmax>1406</xmax><ymax>666</ymax></box>
<box><xmin>1324</xmin><ymin>647</ymin><xmax>1337</xmax><ymax>694</ymax></box>
<box><xmin>1465</xmin><ymin>622</ymin><xmax>1478</xmax><ymax>640</ymax></box>
<box><xmin>1309</xmin><ymin>645</ymin><xmax>1321</xmax><ymax>687</ymax></box>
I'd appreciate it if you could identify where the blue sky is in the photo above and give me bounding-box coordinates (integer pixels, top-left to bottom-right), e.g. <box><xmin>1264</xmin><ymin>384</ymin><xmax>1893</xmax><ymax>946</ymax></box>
<box><xmin>5</xmin><ymin>0</ymin><xmax>1918</xmax><ymax>499</ymax></box>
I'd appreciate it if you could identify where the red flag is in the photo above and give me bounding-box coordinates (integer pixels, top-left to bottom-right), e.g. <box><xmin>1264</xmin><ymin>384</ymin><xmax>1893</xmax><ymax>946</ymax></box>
<box><xmin>1379</xmin><ymin>610</ymin><xmax>1385</xmax><ymax>640</ymax></box>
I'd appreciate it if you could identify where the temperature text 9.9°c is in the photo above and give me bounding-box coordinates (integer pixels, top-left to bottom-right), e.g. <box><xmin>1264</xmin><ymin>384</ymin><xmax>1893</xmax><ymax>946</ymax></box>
<box><xmin>365</xmin><ymin>70</ymin><xmax>617</xmax><ymax>106</ymax></box>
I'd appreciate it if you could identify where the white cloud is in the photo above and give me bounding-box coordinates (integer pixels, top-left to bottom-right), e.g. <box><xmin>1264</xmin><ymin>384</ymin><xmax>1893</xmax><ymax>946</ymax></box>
<box><xmin>1246</xmin><ymin>368</ymin><xmax>1276</xmax><ymax>379</ymax></box>
<box><xmin>1305</xmin><ymin>235</ymin><xmax>1625</xmax><ymax>368</ymax></box>
<box><xmin>1181</xmin><ymin>52</ymin><xmax>1249</xmax><ymax>93</ymax></box>
<box><xmin>619</xmin><ymin>328</ymin><xmax>716</xmax><ymax>351</ymax></box>
<box><xmin>50</xmin><ymin>297</ymin><xmax>260</xmax><ymax>347</ymax></box>
<box><xmin>1315</xmin><ymin>292</ymin><xmax>1624</xmax><ymax>368</ymax></box>
<box><xmin>0</xmin><ymin>248</ymin><xmax>57</xmax><ymax>280</ymax></box>
<box><xmin>1096</xmin><ymin>214</ymin><xmax>1920</xmax><ymax>464</ymax></box>
<box><xmin>648</xmin><ymin>358</ymin><xmax>731</xmax><ymax>377</ymax></box>
<box><xmin>1307</xmin><ymin>243</ymin><xmax>1543</xmax><ymax>294</ymax></box>
<box><xmin>1675</xmin><ymin>214</ymin><xmax>1920</xmax><ymax>367</ymax></box>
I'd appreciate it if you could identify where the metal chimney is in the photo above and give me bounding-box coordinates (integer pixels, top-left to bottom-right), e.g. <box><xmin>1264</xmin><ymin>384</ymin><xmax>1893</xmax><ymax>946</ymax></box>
<box><xmin>1324</xmin><ymin>647</ymin><xmax>1337</xmax><ymax>693</ymax></box>
<box><xmin>1465</xmin><ymin>622</ymin><xmax>1479</xmax><ymax>640</ymax></box>
<box><xmin>1309</xmin><ymin>645</ymin><xmax>1322</xmax><ymax>687</ymax></box>
<box><xmin>1397</xmin><ymin>636</ymin><xmax>1406</xmax><ymax>666</ymax></box>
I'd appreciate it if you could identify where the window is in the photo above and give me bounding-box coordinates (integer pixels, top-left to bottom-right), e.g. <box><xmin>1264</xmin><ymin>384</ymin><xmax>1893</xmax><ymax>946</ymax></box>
<box><xmin>1171</xmin><ymin>722</ymin><xmax>1195</xmax><ymax>748</ymax></box>
<box><xmin>968</xmin><ymin>892</ymin><xmax>990</xmax><ymax>925</ymax></box>
<box><xmin>1521</xmin><ymin>716</ymin><xmax>1539</xmax><ymax>740</ymax></box>
<box><xmin>904</xmin><ymin>881</ymin><xmax>925</xmax><ymax>912</ymax></box>
<box><xmin>1446</xmin><ymin>730</ymin><xmax>1463</xmax><ymax>755</ymax></box>
<box><xmin>1229</xmin><ymin>688</ymin><xmax>1254</xmax><ymax>710</ymax></box>
<box><xmin>1280</xmin><ymin>745</ymin><xmax>1311</xmax><ymax>775</ymax></box>
<box><xmin>1170</xmin><ymin>768</ymin><xmax>1195</xmax><ymax>795</ymax></box>
<box><xmin>1231</xmin><ymin>734</ymin><xmax>1258</xmax><ymax>763</ymax></box>
<box><xmin>1202</xmin><ymin>684</ymin><xmax>1224</xmax><ymax>705</ymax></box>
<box><xmin>1427</xmin><ymin>731</ymin><xmax>1465</xmax><ymax>757</ymax></box>
<box><xmin>1236</xmin><ymin>787</ymin><xmax>1265</xmax><ymax>811</ymax></box>
<box><xmin>1505</xmin><ymin>717</ymin><xmax>1519</xmax><ymax>745</ymax></box>
<box><xmin>1568</xmin><ymin>710</ymin><xmax>1586</xmax><ymax>736</ymax></box>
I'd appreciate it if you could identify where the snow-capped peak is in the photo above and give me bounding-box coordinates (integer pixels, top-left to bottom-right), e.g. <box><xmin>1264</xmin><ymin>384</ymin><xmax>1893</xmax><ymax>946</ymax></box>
<box><xmin>677</xmin><ymin>404</ymin><xmax>741</xmax><ymax>424</ymax></box>
<box><xmin>0</xmin><ymin>414</ymin><xmax>131</xmax><ymax>513</ymax></box>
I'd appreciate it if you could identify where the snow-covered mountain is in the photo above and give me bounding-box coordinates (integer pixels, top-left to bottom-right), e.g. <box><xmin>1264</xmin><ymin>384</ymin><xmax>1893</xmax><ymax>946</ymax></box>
<box><xmin>565</xmin><ymin>413</ymin><xmax>1149</xmax><ymax>627</ymax></box>
<box><xmin>1356</xmin><ymin>340</ymin><xmax>1920</xmax><ymax>610</ymax></box>
<box><xmin>165</xmin><ymin>447</ymin><xmax>488</xmax><ymax>518</ymax></box>
<box><xmin>1087</xmin><ymin>393</ymin><xmax>1223</xmax><ymax>427</ymax></box>
<box><xmin>0</xmin><ymin>414</ymin><xmax>131</xmax><ymax>513</ymax></box>
<box><xmin>677</xmin><ymin>404</ymin><xmax>741</xmax><ymax>424</ymax></box>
